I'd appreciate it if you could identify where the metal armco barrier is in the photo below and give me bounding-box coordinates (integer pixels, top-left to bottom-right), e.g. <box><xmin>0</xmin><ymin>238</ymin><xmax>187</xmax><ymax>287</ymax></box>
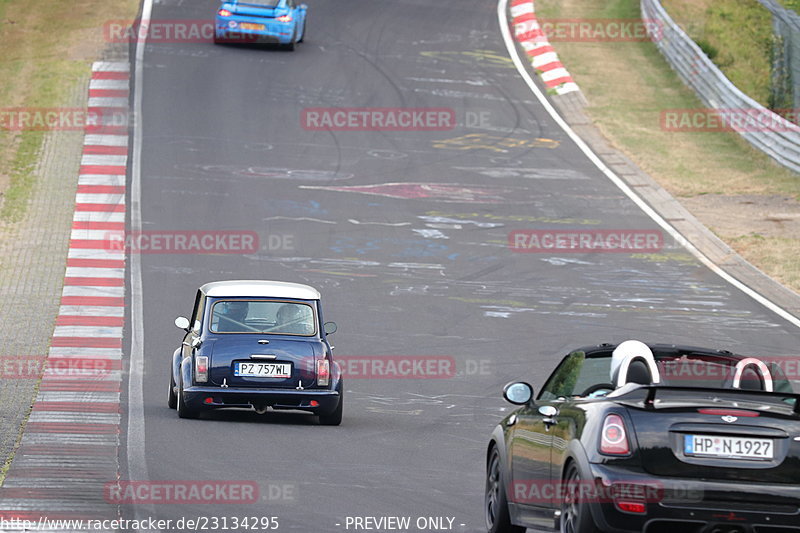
<box><xmin>641</xmin><ymin>0</ymin><xmax>800</xmax><ymax>174</ymax></box>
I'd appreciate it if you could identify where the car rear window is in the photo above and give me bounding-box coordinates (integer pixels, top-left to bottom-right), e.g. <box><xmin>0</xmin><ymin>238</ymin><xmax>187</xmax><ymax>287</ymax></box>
<box><xmin>236</xmin><ymin>0</ymin><xmax>281</xmax><ymax>6</ymax></box>
<box><xmin>210</xmin><ymin>300</ymin><xmax>316</xmax><ymax>335</ymax></box>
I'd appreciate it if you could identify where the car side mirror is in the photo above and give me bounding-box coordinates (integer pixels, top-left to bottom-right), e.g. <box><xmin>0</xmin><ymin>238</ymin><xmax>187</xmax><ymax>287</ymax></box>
<box><xmin>300</xmin><ymin>3</ymin><xmax>307</xmax><ymax>9</ymax></box>
<box><xmin>538</xmin><ymin>405</ymin><xmax>557</xmax><ymax>417</ymax></box>
<box><xmin>503</xmin><ymin>382</ymin><xmax>534</xmax><ymax>405</ymax></box>
<box><xmin>175</xmin><ymin>316</ymin><xmax>190</xmax><ymax>331</ymax></box>
<box><xmin>323</xmin><ymin>321</ymin><xmax>337</xmax><ymax>335</ymax></box>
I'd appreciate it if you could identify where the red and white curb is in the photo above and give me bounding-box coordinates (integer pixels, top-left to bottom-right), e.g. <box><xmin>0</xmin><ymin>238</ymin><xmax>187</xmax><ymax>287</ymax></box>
<box><xmin>509</xmin><ymin>0</ymin><xmax>580</xmax><ymax>96</ymax></box>
<box><xmin>0</xmin><ymin>62</ymin><xmax>128</xmax><ymax>523</ymax></box>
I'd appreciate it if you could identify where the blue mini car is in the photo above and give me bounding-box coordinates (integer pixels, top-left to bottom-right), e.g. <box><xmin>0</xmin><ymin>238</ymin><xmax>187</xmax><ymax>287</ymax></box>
<box><xmin>214</xmin><ymin>0</ymin><xmax>307</xmax><ymax>50</ymax></box>
<box><xmin>168</xmin><ymin>280</ymin><xmax>342</xmax><ymax>425</ymax></box>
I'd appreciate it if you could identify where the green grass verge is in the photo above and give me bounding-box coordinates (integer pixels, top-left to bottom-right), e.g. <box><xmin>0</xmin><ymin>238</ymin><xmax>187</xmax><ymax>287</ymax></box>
<box><xmin>0</xmin><ymin>0</ymin><xmax>137</xmax><ymax>223</ymax></box>
<box><xmin>662</xmin><ymin>0</ymin><xmax>774</xmax><ymax>108</ymax></box>
<box><xmin>535</xmin><ymin>0</ymin><xmax>800</xmax><ymax>292</ymax></box>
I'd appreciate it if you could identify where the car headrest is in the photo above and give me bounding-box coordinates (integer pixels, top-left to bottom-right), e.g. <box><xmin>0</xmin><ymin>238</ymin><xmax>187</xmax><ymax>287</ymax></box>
<box><xmin>626</xmin><ymin>360</ymin><xmax>652</xmax><ymax>385</ymax></box>
<box><xmin>732</xmin><ymin>358</ymin><xmax>773</xmax><ymax>392</ymax></box>
<box><xmin>615</xmin><ymin>354</ymin><xmax>661</xmax><ymax>388</ymax></box>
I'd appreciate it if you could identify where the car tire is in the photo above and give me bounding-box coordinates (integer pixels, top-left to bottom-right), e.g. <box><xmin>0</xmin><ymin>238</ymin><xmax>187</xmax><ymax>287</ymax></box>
<box><xmin>560</xmin><ymin>462</ymin><xmax>599</xmax><ymax>533</ymax></box>
<box><xmin>168</xmin><ymin>370</ymin><xmax>177</xmax><ymax>409</ymax></box>
<box><xmin>485</xmin><ymin>446</ymin><xmax>524</xmax><ymax>533</ymax></box>
<box><xmin>318</xmin><ymin>387</ymin><xmax>343</xmax><ymax>426</ymax></box>
<box><xmin>176</xmin><ymin>376</ymin><xmax>199</xmax><ymax>419</ymax></box>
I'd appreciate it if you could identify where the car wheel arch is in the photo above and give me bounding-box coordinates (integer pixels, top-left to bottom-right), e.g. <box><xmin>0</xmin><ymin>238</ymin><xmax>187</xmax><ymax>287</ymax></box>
<box><xmin>171</xmin><ymin>348</ymin><xmax>182</xmax><ymax>383</ymax></box>
<box><xmin>560</xmin><ymin>440</ymin><xmax>609</xmax><ymax>532</ymax></box>
<box><xmin>180</xmin><ymin>356</ymin><xmax>193</xmax><ymax>387</ymax></box>
<box><xmin>488</xmin><ymin>425</ymin><xmax>511</xmax><ymax>472</ymax></box>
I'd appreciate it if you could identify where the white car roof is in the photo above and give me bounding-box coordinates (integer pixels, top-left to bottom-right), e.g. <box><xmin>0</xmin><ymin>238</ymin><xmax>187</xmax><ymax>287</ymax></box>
<box><xmin>200</xmin><ymin>280</ymin><xmax>321</xmax><ymax>300</ymax></box>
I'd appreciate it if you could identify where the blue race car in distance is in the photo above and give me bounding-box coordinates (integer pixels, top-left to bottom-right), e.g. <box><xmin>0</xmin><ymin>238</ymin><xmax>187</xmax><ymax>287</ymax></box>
<box><xmin>215</xmin><ymin>0</ymin><xmax>307</xmax><ymax>50</ymax></box>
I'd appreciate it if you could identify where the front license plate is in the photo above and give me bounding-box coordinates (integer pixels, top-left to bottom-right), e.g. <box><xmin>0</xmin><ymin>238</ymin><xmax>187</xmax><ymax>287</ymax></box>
<box><xmin>684</xmin><ymin>434</ymin><xmax>773</xmax><ymax>460</ymax></box>
<box><xmin>235</xmin><ymin>362</ymin><xmax>291</xmax><ymax>378</ymax></box>
<box><xmin>240</xmin><ymin>22</ymin><xmax>265</xmax><ymax>30</ymax></box>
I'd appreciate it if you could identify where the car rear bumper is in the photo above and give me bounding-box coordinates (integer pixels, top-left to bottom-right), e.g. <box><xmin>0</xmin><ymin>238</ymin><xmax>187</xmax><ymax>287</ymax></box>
<box><xmin>182</xmin><ymin>385</ymin><xmax>340</xmax><ymax>414</ymax></box>
<box><xmin>586</xmin><ymin>463</ymin><xmax>800</xmax><ymax>533</ymax></box>
<box><xmin>215</xmin><ymin>18</ymin><xmax>294</xmax><ymax>44</ymax></box>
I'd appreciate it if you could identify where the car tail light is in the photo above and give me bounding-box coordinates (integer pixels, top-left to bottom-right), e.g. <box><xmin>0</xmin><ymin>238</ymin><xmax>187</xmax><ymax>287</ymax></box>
<box><xmin>195</xmin><ymin>355</ymin><xmax>209</xmax><ymax>383</ymax></box>
<box><xmin>317</xmin><ymin>358</ymin><xmax>330</xmax><ymax>387</ymax></box>
<box><xmin>600</xmin><ymin>414</ymin><xmax>630</xmax><ymax>455</ymax></box>
<box><xmin>616</xmin><ymin>500</ymin><xmax>646</xmax><ymax>514</ymax></box>
<box><xmin>277</xmin><ymin>14</ymin><xmax>292</xmax><ymax>22</ymax></box>
<box><xmin>218</xmin><ymin>9</ymin><xmax>232</xmax><ymax>17</ymax></box>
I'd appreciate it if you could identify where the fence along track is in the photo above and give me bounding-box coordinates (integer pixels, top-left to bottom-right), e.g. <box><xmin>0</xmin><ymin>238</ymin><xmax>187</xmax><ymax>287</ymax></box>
<box><xmin>641</xmin><ymin>0</ymin><xmax>800</xmax><ymax>174</ymax></box>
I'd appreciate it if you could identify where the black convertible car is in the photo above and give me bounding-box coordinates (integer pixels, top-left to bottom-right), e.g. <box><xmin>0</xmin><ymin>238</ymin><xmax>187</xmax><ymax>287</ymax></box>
<box><xmin>485</xmin><ymin>341</ymin><xmax>800</xmax><ymax>533</ymax></box>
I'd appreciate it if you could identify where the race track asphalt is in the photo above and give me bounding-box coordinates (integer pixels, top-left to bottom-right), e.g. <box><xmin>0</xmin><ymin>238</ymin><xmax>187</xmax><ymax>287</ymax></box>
<box><xmin>124</xmin><ymin>0</ymin><xmax>800</xmax><ymax>530</ymax></box>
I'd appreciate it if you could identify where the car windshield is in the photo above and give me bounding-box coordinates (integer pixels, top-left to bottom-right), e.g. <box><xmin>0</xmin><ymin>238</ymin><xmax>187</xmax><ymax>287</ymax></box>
<box><xmin>210</xmin><ymin>300</ymin><xmax>316</xmax><ymax>335</ymax></box>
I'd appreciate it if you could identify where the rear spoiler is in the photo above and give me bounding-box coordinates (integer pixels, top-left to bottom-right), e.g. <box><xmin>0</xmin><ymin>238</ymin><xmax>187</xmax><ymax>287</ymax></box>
<box><xmin>629</xmin><ymin>385</ymin><xmax>800</xmax><ymax>415</ymax></box>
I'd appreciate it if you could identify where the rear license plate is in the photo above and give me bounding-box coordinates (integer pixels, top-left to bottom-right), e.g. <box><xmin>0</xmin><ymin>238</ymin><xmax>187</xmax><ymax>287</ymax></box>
<box><xmin>235</xmin><ymin>362</ymin><xmax>291</xmax><ymax>378</ymax></box>
<box><xmin>684</xmin><ymin>434</ymin><xmax>773</xmax><ymax>460</ymax></box>
<box><xmin>240</xmin><ymin>22</ymin><xmax>265</xmax><ymax>30</ymax></box>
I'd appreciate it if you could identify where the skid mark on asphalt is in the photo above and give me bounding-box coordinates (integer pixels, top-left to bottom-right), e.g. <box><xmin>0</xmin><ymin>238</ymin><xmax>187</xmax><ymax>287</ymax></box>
<box><xmin>418</xmin><ymin>215</ymin><xmax>504</xmax><ymax>229</ymax></box>
<box><xmin>454</xmin><ymin>166</ymin><xmax>590</xmax><ymax>180</ymax></box>
<box><xmin>424</xmin><ymin>210</ymin><xmax>601</xmax><ymax>226</ymax></box>
<box><xmin>412</xmin><ymin>229</ymin><xmax>449</xmax><ymax>239</ymax></box>
<box><xmin>264</xmin><ymin>216</ymin><xmax>337</xmax><ymax>224</ymax></box>
<box><xmin>179</xmin><ymin>165</ymin><xmax>353</xmax><ymax>181</ymax></box>
<box><xmin>420</xmin><ymin>50</ymin><xmax>515</xmax><ymax>69</ymax></box>
<box><xmin>432</xmin><ymin>132</ymin><xmax>559</xmax><ymax>152</ymax></box>
<box><xmin>353</xmin><ymin>391</ymin><xmax>508</xmax><ymax>424</ymax></box>
<box><xmin>410</xmin><ymin>86</ymin><xmax>536</xmax><ymax>104</ymax></box>
<box><xmin>348</xmin><ymin>219</ymin><xmax>411</xmax><ymax>227</ymax></box>
<box><xmin>405</xmin><ymin>76</ymin><xmax>490</xmax><ymax>86</ymax></box>
<box><xmin>300</xmin><ymin>182</ymin><xmax>544</xmax><ymax>204</ymax></box>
